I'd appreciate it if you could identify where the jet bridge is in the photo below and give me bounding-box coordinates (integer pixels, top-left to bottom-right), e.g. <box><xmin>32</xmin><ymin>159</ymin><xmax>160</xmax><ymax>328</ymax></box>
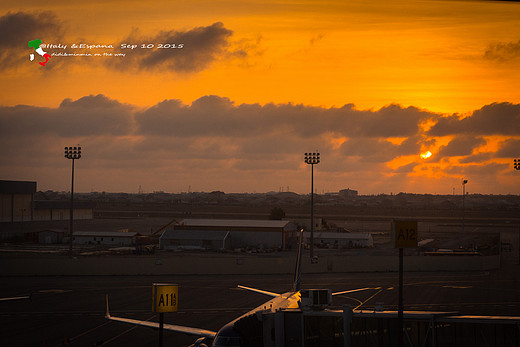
<box><xmin>258</xmin><ymin>289</ymin><xmax>520</xmax><ymax>347</ymax></box>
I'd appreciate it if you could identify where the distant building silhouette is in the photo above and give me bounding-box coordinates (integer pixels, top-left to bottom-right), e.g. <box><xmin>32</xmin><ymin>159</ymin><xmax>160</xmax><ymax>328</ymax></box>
<box><xmin>339</xmin><ymin>188</ymin><xmax>358</xmax><ymax>198</ymax></box>
<box><xmin>0</xmin><ymin>180</ymin><xmax>93</xmax><ymax>223</ymax></box>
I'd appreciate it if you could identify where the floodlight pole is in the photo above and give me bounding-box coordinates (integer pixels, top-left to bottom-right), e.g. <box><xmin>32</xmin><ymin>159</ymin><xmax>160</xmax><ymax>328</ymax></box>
<box><xmin>65</xmin><ymin>146</ymin><xmax>81</xmax><ymax>257</ymax></box>
<box><xmin>311</xmin><ymin>163</ymin><xmax>314</xmax><ymax>257</ymax></box>
<box><xmin>305</xmin><ymin>152</ymin><xmax>320</xmax><ymax>262</ymax></box>
<box><xmin>462</xmin><ymin>179</ymin><xmax>468</xmax><ymax>234</ymax></box>
<box><xmin>514</xmin><ymin>159</ymin><xmax>519</xmax><ymax>264</ymax></box>
<box><xmin>398</xmin><ymin>247</ymin><xmax>403</xmax><ymax>347</ymax></box>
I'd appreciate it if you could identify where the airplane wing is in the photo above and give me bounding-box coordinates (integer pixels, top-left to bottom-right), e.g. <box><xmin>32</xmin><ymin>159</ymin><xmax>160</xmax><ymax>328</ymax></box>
<box><xmin>106</xmin><ymin>314</ymin><xmax>217</xmax><ymax>338</ymax></box>
<box><xmin>332</xmin><ymin>287</ymin><xmax>381</xmax><ymax>296</ymax></box>
<box><xmin>0</xmin><ymin>295</ymin><xmax>31</xmax><ymax>302</ymax></box>
<box><xmin>237</xmin><ymin>285</ymin><xmax>280</xmax><ymax>297</ymax></box>
<box><xmin>105</xmin><ymin>295</ymin><xmax>216</xmax><ymax>339</ymax></box>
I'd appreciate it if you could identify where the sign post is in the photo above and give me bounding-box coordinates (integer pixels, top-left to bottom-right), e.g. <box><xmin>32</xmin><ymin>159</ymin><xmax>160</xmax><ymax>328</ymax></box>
<box><xmin>152</xmin><ymin>283</ymin><xmax>178</xmax><ymax>347</ymax></box>
<box><xmin>392</xmin><ymin>220</ymin><xmax>417</xmax><ymax>347</ymax></box>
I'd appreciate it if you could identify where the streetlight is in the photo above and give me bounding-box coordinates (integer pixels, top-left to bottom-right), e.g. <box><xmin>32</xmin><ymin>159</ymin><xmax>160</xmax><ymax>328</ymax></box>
<box><xmin>65</xmin><ymin>146</ymin><xmax>81</xmax><ymax>256</ymax></box>
<box><xmin>304</xmin><ymin>152</ymin><xmax>320</xmax><ymax>262</ymax></box>
<box><xmin>462</xmin><ymin>179</ymin><xmax>468</xmax><ymax>233</ymax></box>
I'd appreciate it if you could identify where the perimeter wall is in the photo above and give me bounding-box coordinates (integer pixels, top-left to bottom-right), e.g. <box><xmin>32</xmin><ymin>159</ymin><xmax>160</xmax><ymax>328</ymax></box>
<box><xmin>0</xmin><ymin>254</ymin><xmax>500</xmax><ymax>276</ymax></box>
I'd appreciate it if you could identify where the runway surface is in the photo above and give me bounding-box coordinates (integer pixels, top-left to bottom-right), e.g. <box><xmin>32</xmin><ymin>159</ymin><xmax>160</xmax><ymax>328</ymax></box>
<box><xmin>1</xmin><ymin>267</ymin><xmax>519</xmax><ymax>347</ymax></box>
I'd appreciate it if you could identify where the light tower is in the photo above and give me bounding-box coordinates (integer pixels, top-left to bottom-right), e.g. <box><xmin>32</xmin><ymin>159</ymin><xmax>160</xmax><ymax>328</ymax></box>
<box><xmin>462</xmin><ymin>178</ymin><xmax>468</xmax><ymax>233</ymax></box>
<box><xmin>64</xmin><ymin>146</ymin><xmax>81</xmax><ymax>256</ymax></box>
<box><xmin>304</xmin><ymin>152</ymin><xmax>320</xmax><ymax>262</ymax></box>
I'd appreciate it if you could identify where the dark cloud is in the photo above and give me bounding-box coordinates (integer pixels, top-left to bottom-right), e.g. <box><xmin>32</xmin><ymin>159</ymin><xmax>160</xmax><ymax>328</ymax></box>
<box><xmin>109</xmin><ymin>22</ymin><xmax>235</xmax><ymax>72</ymax></box>
<box><xmin>495</xmin><ymin>138</ymin><xmax>520</xmax><ymax>158</ymax></box>
<box><xmin>459</xmin><ymin>152</ymin><xmax>493</xmax><ymax>164</ymax></box>
<box><xmin>0</xmin><ymin>11</ymin><xmax>64</xmax><ymax>70</ymax></box>
<box><xmin>338</xmin><ymin>138</ymin><xmax>390</xmax><ymax>159</ymax></box>
<box><xmin>445</xmin><ymin>162</ymin><xmax>509</xmax><ymax>178</ymax></box>
<box><xmin>0</xmin><ymin>94</ymin><xmax>134</xmax><ymax>137</ymax></box>
<box><xmin>136</xmin><ymin>96</ymin><xmax>433</xmax><ymax>139</ymax></box>
<box><xmin>428</xmin><ymin>102</ymin><xmax>520</xmax><ymax>136</ymax></box>
<box><xmin>231</xmin><ymin>155</ymin><xmax>300</xmax><ymax>172</ymax></box>
<box><xmin>484</xmin><ymin>39</ymin><xmax>520</xmax><ymax>62</ymax></box>
<box><xmin>393</xmin><ymin>162</ymin><xmax>418</xmax><ymax>173</ymax></box>
<box><xmin>280</xmin><ymin>104</ymin><xmax>430</xmax><ymax>138</ymax></box>
<box><xmin>437</xmin><ymin>136</ymin><xmax>486</xmax><ymax>157</ymax></box>
<box><xmin>135</xmin><ymin>96</ymin><xmax>260</xmax><ymax>138</ymax></box>
<box><xmin>238</xmin><ymin>133</ymin><xmax>306</xmax><ymax>158</ymax></box>
<box><xmin>0</xmin><ymin>15</ymin><xmax>250</xmax><ymax>73</ymax></box>
<box><xmin>339</xmin><ymin>137</ymin><xmax>420</xmax><ymax>163</ymax></box>
<box><xmin>355</xmin><ymin>104</ymin><xmax>430</xmax><ymax>138</ymax></box>
<box><xmin>0</xmin><ymin>11</ymin><xmax>64</xmax><ymax>47</ymax></box>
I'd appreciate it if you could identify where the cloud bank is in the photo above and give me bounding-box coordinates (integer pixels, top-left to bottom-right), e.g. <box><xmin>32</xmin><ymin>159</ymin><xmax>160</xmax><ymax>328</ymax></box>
<box><xmin>428</xmin><ymin>103</ymin><xmax>520</xmax><ymax>136</ymax></box>
<box><xmin>484</xmin><ymin>40</ymin><xmax>520</xmax><ymax>62</ymax></box>
<box><xmin>1</xmin><ymin>95</ymin><xmax>518</xmax><ymax>194</ymax></box>
<box><xmin>0</xmin><ymin>10</ymin><xmax>246</xmax><ymax>74</ymax></box>
<box><xmin>108</xmin><ymin>22</ymin><xmax>239</xmax><ymax>72</ymax></box>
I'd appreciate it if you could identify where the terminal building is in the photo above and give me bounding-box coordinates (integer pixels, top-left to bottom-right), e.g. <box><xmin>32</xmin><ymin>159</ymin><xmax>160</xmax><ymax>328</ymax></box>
<box><xmin>256</xmin><ymin>304</ymin><xmax>520</xmax><ymax>347</ymax></box>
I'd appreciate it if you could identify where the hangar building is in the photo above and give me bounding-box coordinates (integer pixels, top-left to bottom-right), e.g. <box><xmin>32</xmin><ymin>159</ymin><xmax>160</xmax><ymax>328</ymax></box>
<box><xmin>160</xmin><ymin>219</ymin><xmax>298</xmax><ymax>251</ymax></box>
<box><xmin>0</xmin><ymin>180</ymin><xmax>36</xmax><ymax>223</ymax></box>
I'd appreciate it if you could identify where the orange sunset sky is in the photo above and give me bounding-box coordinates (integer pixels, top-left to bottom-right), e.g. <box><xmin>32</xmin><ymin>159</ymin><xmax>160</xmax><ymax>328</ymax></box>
<box><xmin>1</xmin><ymin>0</ymin><xmax>519</xmax><ymax>195</ymax></box>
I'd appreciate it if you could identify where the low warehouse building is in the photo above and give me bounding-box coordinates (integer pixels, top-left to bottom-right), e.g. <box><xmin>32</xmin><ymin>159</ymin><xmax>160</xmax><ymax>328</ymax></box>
<box><xmin>304</xmin><ymin>231</ymin><xmax>373</xmax><ymax>248</ymax></box>
<box><xmin>38</xmin><ymin>229</ymin><xmax>68</xmax><ymax>244</ymax></box>
<box><xmin>159</xmin><ymin>230</ymin><xmax>231</xmax><ymax>251</ymax></box>
<box><xmin>73</xmin><ymin>231</ymin><xmax>139</xmax><ymax>246</ymax></box>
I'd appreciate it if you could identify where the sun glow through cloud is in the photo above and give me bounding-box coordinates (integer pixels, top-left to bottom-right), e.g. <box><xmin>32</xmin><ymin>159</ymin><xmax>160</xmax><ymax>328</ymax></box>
<box><xmin>421</xmin><ymin>151</ymin><xmax>432</xmax><ymax>159</ymax></box>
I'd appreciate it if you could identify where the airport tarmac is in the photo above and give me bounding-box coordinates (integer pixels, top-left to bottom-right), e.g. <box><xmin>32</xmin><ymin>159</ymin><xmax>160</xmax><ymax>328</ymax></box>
<box><xmin>1</xmin><ymin>266</ymin><xmax>519</xmax><ymax>347</ymax></box>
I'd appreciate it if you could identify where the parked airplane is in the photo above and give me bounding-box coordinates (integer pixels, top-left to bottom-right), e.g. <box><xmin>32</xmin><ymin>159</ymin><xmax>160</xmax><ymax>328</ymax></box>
<box><xmin>105</xmin><ymin>231</ymin><xmax>376</xmax><ymax>346</ymax></box>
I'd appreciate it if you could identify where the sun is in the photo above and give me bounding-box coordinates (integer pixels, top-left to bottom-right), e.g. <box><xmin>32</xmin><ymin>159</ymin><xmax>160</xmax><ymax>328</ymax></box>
<box><xmin>420</xmin><ymin>151</ymin><xmax>432</xmax><ymax>159</ymax></box>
